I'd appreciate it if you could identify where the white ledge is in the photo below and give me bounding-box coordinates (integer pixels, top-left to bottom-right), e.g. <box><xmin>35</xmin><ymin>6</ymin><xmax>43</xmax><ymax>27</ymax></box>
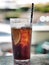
<box><xmin>32</xmin><ymin>25</ymin><xmax>49</xmax><ymax>31</ymax></box>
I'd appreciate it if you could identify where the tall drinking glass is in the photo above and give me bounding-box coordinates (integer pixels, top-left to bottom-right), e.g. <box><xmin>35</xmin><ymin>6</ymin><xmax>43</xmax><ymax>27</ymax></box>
<box><xmin>10</xmin><ymin>18</ymin><xmax>32</xmax><ymax>64</ymax></box>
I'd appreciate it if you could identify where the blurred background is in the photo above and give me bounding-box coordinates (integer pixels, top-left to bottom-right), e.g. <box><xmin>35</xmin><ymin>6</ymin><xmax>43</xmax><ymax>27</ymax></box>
<box><xmin>0</xmin><ymin>0</ymin><xmax>49</xmax><ymax>57</ymax></box>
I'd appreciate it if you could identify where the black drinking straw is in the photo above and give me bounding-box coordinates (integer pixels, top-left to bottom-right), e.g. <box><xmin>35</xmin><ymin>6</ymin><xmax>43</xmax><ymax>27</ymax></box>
<box><xmin>31</xmin><ymin>3</ymin><xmax>34</xmax><ymax>23</ymax></box>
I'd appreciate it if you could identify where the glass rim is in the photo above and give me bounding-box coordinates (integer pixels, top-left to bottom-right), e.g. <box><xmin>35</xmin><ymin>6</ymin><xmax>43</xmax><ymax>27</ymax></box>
<box><xmin>10</xmin><ymin>18</ymin><xmax>30</xmax><ymax>24</ymax></box>
<box><xmin>10</xmin><ymin>18</ymin><xmax>30</xmax><ymax>21</ymax></box>
<box><xmin>10</xmin><ymin>18</ymin><xmax>32</xmax><ymax>28</ymax></box>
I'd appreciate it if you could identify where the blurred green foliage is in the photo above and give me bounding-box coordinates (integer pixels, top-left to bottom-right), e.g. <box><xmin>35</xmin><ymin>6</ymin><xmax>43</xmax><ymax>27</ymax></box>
<box><xmin>35</xmin><ymin>3</ymin><xmax>49</xmax><ymax>13</ymax></box>
<box><xmin>0</xmin><ymin>6</ymin><xmax>30</xmax><ymax>20</ymax></box>
<box><xmin>5</xmin><ymin>11</ymin><xmax>21</xmax><ymax>20</ymax></box>
<box><xmin>20</xmin><ymin>7</ymin><xmax>30</xmax><ymax>12</ymax></box>
<box><xmin>5</xmin><ymin>7</ymin><xmax>30</xmax><ymax>20</ymax></box>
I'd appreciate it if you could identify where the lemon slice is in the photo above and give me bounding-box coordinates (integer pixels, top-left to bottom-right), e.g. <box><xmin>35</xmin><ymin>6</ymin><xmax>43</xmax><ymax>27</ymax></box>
<box><xmin>12</xmin><ymin>29</ymin><xmax>21</xmax><ymax>45</ymax></box>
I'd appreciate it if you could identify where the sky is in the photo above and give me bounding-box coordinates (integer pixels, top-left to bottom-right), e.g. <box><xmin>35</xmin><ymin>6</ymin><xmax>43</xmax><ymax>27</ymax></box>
<box><xmin>0</xmin><ymin>0</ymin><xmax>49</xmax><ymax>8</ymax></box>
<box><xmin>16</xmin><ymin>0</ymin><xmax>49</xmax><ymax>4</ymax></box>
<box><xmin>0</xmin><ymin>0</ymin><xmax>49</xmax><ymax>4</ymax></box>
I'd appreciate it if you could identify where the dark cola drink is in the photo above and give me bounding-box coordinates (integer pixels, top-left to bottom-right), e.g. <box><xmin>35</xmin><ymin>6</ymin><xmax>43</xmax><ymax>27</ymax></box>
<box><xmin>11</xmin><ymin>27</ymin><xmax>32</xmax><ymax>60</ymax></box>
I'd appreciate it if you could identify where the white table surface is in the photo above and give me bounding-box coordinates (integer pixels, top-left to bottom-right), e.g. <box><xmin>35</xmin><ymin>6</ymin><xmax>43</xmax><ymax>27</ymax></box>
<box><xmin>0</xmin><ymin>54</ymin><xmax>49</xmax><ymax>65</ymax></box>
